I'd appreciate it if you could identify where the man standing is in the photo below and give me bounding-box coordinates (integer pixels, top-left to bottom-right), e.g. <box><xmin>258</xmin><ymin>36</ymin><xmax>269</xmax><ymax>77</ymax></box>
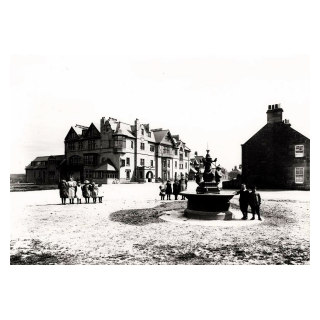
<box><xmin>249</xmin><ymin>186</ymin><xmax>262</xmax><ymax>221</ymax></box>
<box><xmin>234</xmin><ymin>184</ymin><xmax>250</xmax><ymax>220</ymax></box>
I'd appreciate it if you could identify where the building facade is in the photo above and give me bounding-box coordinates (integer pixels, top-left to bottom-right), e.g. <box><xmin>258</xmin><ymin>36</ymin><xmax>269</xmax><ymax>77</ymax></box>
<box><xmin>241</xmin><ymin>104</ymin><xmax>310</xmax><ymax>190</ymax></box>
<box><xmin>25</xmin><ymin>155</ymin><xmax>65</xmax><ymax>184</ymax></box>
<box><xmin>60</xmin><ymin>117</ymin><xmax>191</xmax><ymax>183</ymax></box>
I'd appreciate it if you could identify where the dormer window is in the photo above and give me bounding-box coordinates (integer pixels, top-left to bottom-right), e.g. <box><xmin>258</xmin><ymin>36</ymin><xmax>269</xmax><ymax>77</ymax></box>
<box><xmin>141</xmin><ymin>129</ymin><xmax>144</xmax><ymax>135</ymax></box>
<box><xmin>295</xmin><ymin>145</ymin><xmax>304</xmax><ymax>157</ymax></box>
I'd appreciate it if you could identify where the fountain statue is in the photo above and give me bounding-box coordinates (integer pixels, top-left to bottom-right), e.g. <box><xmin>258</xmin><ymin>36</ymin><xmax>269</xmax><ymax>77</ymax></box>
<box><xmin>181</xmin><ymin>148</ymin><xmax>235</xmax><ymax>220</ymax></box>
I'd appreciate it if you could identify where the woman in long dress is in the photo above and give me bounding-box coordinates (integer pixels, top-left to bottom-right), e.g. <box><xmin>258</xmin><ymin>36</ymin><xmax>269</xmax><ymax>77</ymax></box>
<box><xmin>67</xmin><ymin>177</ymin><xmax>76</xmax><ymax>204</ymax></box>
<box><xmin>58</xmin><ymin>179</ymin><xmax>68</xmax><ymax>205</ymax></box>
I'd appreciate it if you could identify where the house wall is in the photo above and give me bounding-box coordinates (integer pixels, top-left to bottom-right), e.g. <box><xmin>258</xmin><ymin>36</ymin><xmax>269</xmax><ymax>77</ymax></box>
<box><xmin>242</xmin><ymin>122</ymin><xmax>310</xmax><ymax>190</ymax></box>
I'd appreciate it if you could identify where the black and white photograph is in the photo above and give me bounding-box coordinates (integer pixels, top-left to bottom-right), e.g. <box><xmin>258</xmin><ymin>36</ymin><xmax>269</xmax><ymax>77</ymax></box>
<box><xmin>5</xmin><ymin>1</ymin><xmax>318</xmax><ymax>319</ymax></box>
<box><xmin>10</xmin><ymin>55</ymin><xmax>311</xmax><ymax>266</ymax></box>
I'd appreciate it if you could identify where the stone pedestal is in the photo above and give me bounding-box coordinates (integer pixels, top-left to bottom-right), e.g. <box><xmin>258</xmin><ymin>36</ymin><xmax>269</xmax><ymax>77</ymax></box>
<box><xmin>182</xmin><ymin>192</ymin><xmax>235</xmax><ymax>221</ymax></box>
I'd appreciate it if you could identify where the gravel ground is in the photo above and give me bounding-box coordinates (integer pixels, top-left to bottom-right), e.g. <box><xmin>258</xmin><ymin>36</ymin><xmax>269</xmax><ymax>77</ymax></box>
<box><xmin>10</xmin><ymin>182</ymin><xmax>310</xmax><ymax>265</ymax></box>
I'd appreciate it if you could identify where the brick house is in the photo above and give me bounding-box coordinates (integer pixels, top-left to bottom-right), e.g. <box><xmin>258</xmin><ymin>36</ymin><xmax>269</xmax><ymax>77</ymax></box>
<box><xmin>25</xmin><ymin>155</ymin><xmax>65</xmax><ymax>184</ymax></box>
<box><xmin>60</xmin><ymin>117</ymin><xmax>191</xmax><ymax>183</ymax></box>
<box><xmin>241</xmin><ymin>104</ymin><xmax>310</xmax><ymax>190</ymax></box>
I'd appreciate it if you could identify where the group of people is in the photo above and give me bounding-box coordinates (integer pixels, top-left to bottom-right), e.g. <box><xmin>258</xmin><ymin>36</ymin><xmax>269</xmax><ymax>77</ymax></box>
<box><xmin>159</xmin><ymin>175</ymin><xmax>188</xmax><ymax>201</ymax></box>
<box><xmin>234</xmin><ymin>184</ymin><xmax>262</xmax><ymax>221</ymax></box>
<box><xmin>58</xmin><ymin>177</ymin><xmax>103</xmax><ymax>205</ymax></box>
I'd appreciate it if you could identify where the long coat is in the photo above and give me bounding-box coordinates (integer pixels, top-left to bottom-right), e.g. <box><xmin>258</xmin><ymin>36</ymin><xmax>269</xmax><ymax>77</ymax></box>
<box><xmin>180</xmin><ymin>179</ymin><xmax>186</xmax><ymax>192</ymax></box>
<box><xmin>165</xmin><ymin>182</ymin><xmax>172</xmax><ymax>195</ymax></box>
<box><xmin>82</xmin><ymin>184</ymin><xmax>91</xmax><ymax>198</ymax></box>
<box><xmin>58</xmin><ymin>180</ymin><xmax>68</xmax><ymax>198</ymax></box>
<box><xmin>173</xmin><ymin>181</ymin><xmax>181</xmax><ymax>195</ymax></box>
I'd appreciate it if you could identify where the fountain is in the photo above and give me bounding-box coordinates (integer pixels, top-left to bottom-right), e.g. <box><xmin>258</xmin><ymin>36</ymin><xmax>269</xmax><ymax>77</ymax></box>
<box><xmin>181</xmin><ymin>148</ymin><xmax>235</xmax><ymax>220</ymax></box>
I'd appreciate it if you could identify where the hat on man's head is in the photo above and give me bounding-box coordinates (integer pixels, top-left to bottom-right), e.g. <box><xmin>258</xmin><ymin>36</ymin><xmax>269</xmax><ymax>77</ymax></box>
<box><xmin>84</xmin><ymin>180</ymin><xmax>90</xmax><ymax>184</ymax></box>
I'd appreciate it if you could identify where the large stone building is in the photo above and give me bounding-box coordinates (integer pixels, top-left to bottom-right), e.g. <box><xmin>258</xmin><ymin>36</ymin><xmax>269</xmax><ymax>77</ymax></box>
<box><xmin>241</xmin><ymin>104</ymin><xmax>310</xmax><ymax>190</ymax></box>
<box><xmin>59</xmin><ymin>117</ymin><xmax>191</xmax><ymax>183</ymax></box>
<box><xmin>25</xmin><ymin>155</ymin><xmax>65</xmax><ymax>184</ymax></box>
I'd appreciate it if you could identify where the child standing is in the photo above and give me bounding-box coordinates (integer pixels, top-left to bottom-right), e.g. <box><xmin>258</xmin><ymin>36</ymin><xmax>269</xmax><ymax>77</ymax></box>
<box><xmin>75</xmin><ymin>181</ymin><xmax>83</xmax><ymax>204</ymax></box>
<box><xmin>82</xmin><ymin>180</ymin><xmax>91</xmax><ymax>203</ymax></box>
<box><xmin>159</xmin><ymin>182</ymin><xmax>166</xmax><ymax>200</ymax></box>
<box><xmin>173</xmin><ymin>179</ymin><xmax>181</xmax><ymax>200</ymax></box>
<box><xmin>165</xmin><ymin>180</ymin><xmax>172</xmax><ymax>200</ymax></box>
<box><xmin>90</xmin><ymin>182</ymin><xmax>99</xmax><ymax>203</ymax></box>
<box><xmin>249</xmin><ymin>185</ymin><xmax>262</xmax><ymax>221</ymax></box>
<box><xmin>98</xmin><ymin>184</ymin><xmax>104</xmax><ymax>203</ymax></box>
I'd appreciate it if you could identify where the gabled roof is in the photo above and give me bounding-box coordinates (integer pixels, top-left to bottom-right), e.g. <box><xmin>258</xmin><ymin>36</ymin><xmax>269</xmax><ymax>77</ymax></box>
<box><xmin>242</xmin><ymin>122</ymin><xmax>310</xmax><ymax>145</ymax></box>
<box><xmin>82</xmin><ymin>123</ymin><xmax>101</xmax><ymax>138</ymax></box>
<box><xmin>113</xmin><ymin>122</ymin><xmax>135</xmax><ymax>138</ymax></box>
<box><xmin>93</xmin><ymin>159</ymin><xmax>118</xmax><ymax>172</ymax></box>
<box><xmin>152</xmin><ymin>129</ymin><xmax>176</xmax><ymax>146</ymax></box>
<box><xmin>65</xmin><ymin>127</ymin><xmax>80</xmax><ymax>141</ymax></box>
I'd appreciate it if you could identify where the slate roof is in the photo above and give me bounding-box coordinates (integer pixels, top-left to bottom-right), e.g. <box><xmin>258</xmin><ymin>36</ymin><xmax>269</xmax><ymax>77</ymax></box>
<box><xmin>113</xmin><ymin>122</ymin><xmax>135</xmax><ymax>138</ymax></box>
<box><xmin>93</xmin><ymin>159</ymin><xmax>118</xmax><ymax>172</ymax></box>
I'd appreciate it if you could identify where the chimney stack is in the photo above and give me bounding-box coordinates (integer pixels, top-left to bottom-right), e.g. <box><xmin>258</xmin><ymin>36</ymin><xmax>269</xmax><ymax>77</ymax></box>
<box><xmin>267</xmin><ymin>103</ymin><xmax>284</xmax><ymax>124</ymax></box>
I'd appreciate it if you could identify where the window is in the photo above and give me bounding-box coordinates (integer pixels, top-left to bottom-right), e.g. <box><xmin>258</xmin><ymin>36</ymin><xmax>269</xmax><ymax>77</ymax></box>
<box><xmin>114</xmin><ymin>136</ymin><xmax>125</xmax><ymax>148</ymax></box>
<box><xmin>175</xmin><ymin>161</ymin><xmax>177</xmax><ymax>169</ymax></box>
<box><xmin>84</xmin><ymin>155</ymin><xmax>97</xmax><ymax>165</ymax></box>
<box><xmin>179</xmin><ymin>164</ymin><xmax>183</xmax><ymax>169</ymax></box>
<box><xmin>150</xmin><ymin>160</ymin><xmax>154</xmax><ymax>167</ymax></box>
<box><xmin>141</xmin><ymin>129</ymin><xmax>144</xmax><ymax>135</ymax></box>
<box><xmin>126</xmin><ymin>171</ymin><xmax>130</xmax><ymax>179</ymax></box>
<box><xmin>295</xmin><ymin>167</ymin><xmax>304</xmax><ymax>184</ymax></box>
<box><xmin>131</xmin><ymin>141</ymin><xmax>134</xmax><ymax>149</ymax></box>
<box><xmin>185</xmin><ymin>151</ymin><xmax>187</xmax><ymax>157</ymax></box>
<box><xmin>33</xmin><ymin>171</ymin><xmax>36</xmax><ymax>177</ymax></box>
<box><xmin>185</xmin><ymin>162</ymin><xmax>187</xmax><ymax>169</ymax></box>
<box><xmin>295</xmin><ymin>145</ymin><xmax>304</xmax><ymax>157</ymax></box>
<box><xmin>79</xmin><ymin>141</ymin><xmax>84</xmax><ymax>150</ymax></box>
<box><xmin>69</xmin><ymin>156</ymin><xmax>81</xmax><ymax>165</ymax></box>
<box><xmin>38</xmin><ymin>171</ymin><xmax>41</xmax><ymax>177</ymax></box>
<box><xmin>140</xmin><ymin>159</ymin><xmax>145</xmax><ymax>166</ymax></box>
<box><xmin>163</xmin><ymin>160</ymin><xmax>166</xmax><ymax>168</ymax></box>
<box><xmin>175</xmin><ymin>150</ymin><xmax>178</xmax><ymax>155</ymax></box>
<box><xmin>88</xmin><ymin>140</ymin><xmax>96</xmax><ymax>150</ymax></box>
<box><xmin>150</xmin><ymin>145</ymin><xmax>155</xmax><ymax>152</ymax></box>
<box><xmin>163</xmin><ymin>146</ymin><xmax>171</xmax><ymax>154</ymax></box>
<box><xmin>179</xmin><ymin>154</ymin><xmax>183</xmax><ymax>161</ymax></box>
<box><xmin>167</xmin><ymin>160</ymin><xmax>170</xmax><ymax>168</ymax></box>
<box><xmin>140</xmin><ymin>143</ymin><xmax>145</xmax><ymax>150</ymax></box>
<box><xmin>68</xmin><ymin>142</ymin><xmax>76</xmax><ymax>151</ymax></box>
<box><xmin>148</xmin><ymin>132</ymin><xmax>151</xmax><ymax>137</ymax></box>
<box><xmin>140</xmin><ymin>171</ymin><xmax>143</xmax><ymax>179</ymax></box>
<box><xmin>121</xmin><ymin>159</ymin><xmax>125</xmax><ymax>167</ymax></box>
<box><xmin>126</xmin><ymin>158</ymin><xmax>130</xmax><ymax>166</ymax></box>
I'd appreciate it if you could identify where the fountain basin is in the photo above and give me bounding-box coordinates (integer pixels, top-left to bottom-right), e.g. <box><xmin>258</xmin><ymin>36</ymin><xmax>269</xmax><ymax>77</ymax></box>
<box><xmin>181</xmin><ymin>191</ymin><xmax>235</xmax><ymax>220</ymax></box>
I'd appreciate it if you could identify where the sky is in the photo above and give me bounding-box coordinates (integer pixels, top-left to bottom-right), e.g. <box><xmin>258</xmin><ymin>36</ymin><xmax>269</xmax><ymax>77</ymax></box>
<box><xmin>10</xmin><ymin>54</ymin><xmax>310</xmax><ymax>173</ymax></box>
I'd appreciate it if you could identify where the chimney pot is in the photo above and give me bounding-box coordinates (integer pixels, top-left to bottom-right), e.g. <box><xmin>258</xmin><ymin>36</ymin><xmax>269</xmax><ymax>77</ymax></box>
<box><xmin>268</xmin><ymin>105</ymin><xmax>271</xmax><ymax>110</ymax></box>
<box><xmin>275</xmin><ymin>104</ymin><xmax>278</xmax><ymax>108</ymax></box>
<box><xmin>272</xmin><ymin>105</ymin><xmax>275</xmax><ymax>109</ymax></box>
